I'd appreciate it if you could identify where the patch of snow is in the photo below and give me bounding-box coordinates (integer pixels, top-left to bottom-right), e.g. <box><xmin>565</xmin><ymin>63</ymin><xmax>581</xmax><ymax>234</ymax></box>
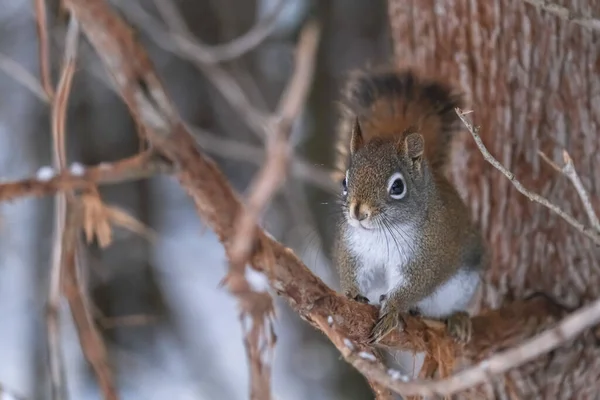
<box><xmin>245</xmin><ymin>267</ymin><xmax>270</xmax><ymax>292</ymax></box>
<box><xmin>358</xmin><ymin>351</ymin><xmax>376</xmax><ymax>361</ymax></box>
<box><xmin>69</xmin><ymin>162</ymin><xmax>85</xmax><ymax>176</ymax></box>
<box><xmin>35</xmin><ymin>166</ymin><xmax>55</xmax><ymax>181</ymax></box>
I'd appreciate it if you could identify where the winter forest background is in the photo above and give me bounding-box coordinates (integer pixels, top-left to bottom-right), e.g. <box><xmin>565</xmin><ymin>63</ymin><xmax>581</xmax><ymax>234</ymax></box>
<box><xmin>0</xmin><ymin>0</ymin><xmax>599</xmax><ymax>399</ymax></box>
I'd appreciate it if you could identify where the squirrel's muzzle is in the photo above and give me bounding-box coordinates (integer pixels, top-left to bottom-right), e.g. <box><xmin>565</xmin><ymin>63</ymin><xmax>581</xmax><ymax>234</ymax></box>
<box><xmin>350</xmin><ymin>201</ymin><xmax>371</xmax><ymax>222</ymax></box>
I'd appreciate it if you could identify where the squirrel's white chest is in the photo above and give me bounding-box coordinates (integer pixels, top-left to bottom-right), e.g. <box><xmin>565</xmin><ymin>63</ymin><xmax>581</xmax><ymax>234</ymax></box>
<box><xmin>344</xmin><ymin>225</ymin><xmax>416</xmax><ymax>303</ymax></box>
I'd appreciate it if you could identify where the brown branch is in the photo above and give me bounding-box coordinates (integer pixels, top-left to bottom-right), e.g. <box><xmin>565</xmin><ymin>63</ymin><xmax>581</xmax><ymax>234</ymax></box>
<box><xmin>45</xmin><ymin>15</ymin><xmax>118</xmax><ymax>400</ymax></box>
<box><xmin>190</xmin><ymin>126</ymin><xmax>337</xmax><ymax>193</ymax></box>
<box><xmin>229</xmin><ymin>20</ymin><xmax>320</xmax><ymax>269</ymax></box>
<box><xmin>521</xmin><ymin>0</ymin><xmax>600</xmax><ymax>32</ymax></box>
<box><xmin>223</xmin><ymin>21</ymin><xmax>319</xmax><ymax>400</ymax></box>
<box><xmin>34</xmin><ymin>0</ymin><xmax>55</xmax><ymax>100</ymax></box>
<box><xmin>61</xmin><ymin>202</ymin><xmax>117</xmax><ymax>400</ymax></box>
<box><xmin>60</xmin><ymin>1</ymin><xmax>581</xmax><ymax>398</ymax></box>
<box><xmin>46</xmin><ymin>15</ymin><xmax>80</xmax><ymax>400</ymax></box>
<box><xmin>455</xmin><ymin>109</ymin><xmax>600</xmax><ymax>246</ymax></box>
<box><xmin>0</xmin><ymin>151</ymin><xmax>171</xmax><ymax>202</ymax></box>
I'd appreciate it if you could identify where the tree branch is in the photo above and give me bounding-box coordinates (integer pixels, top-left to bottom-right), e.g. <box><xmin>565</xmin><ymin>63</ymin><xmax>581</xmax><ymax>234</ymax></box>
<box><xmin>34</xmin><ymin>0</ymin><xmax>54</xmax><ymax>100</ymax></box>
<box><xmin>0</xmin><ymin>151</ymin><xmax>171</xmax><ymax>202</ymax></box>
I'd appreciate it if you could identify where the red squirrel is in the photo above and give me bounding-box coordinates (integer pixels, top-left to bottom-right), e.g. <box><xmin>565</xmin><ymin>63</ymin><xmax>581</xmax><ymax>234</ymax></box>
<box><xmin>332</xmin><ymin>66</ymin><xmax>488</xmax><ymax>344</ymax></box>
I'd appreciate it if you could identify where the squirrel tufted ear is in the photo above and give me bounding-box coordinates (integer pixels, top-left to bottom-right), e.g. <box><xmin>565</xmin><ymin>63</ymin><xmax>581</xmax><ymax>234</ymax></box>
<box><xmin>402</xmin><ymin>131</ymin><xmax>424</xmax><ymax>163</ymax></box>
<box><xmin>350</xmin><ymin>117</ymin><xmax>364</xmax><ymax>154</ymax></box>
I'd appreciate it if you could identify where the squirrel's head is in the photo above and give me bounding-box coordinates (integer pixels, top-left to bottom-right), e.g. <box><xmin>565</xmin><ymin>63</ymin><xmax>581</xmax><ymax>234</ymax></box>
<box><xmin>341</xmin><ymin>118</ymin><xmax>430</xmax><ymax>231</ymax></box>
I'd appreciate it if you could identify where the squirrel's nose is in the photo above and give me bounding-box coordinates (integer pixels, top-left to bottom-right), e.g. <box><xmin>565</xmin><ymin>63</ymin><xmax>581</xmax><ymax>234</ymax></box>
<box><xmin>351</xmin><ymin>202</ymin><xmax>370</xmax><ymax>221</ymax></box>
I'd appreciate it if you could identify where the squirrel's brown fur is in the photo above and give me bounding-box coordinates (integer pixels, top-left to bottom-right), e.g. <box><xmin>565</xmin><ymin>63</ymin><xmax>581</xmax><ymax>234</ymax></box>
<box><xmin>332</xmin><ymin>66</ymin><xmax>487</xmax><ymax>347</ymax></box>
<box><xmin>333</xmin><ymin>66</ymin><xmax>464</xmax><ymax>182</ymax></box>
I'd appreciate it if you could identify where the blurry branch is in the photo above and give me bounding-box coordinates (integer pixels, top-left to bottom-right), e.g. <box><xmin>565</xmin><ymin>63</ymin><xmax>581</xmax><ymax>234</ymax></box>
<box><xmin>46</xmin><ymin>15</ymin><xmax>80</xmax><ymax>400</ymax></box>
<box><xmin>133</xmin><ymin>0</ymin><xmax>269</xmax><ymax>138</ymax></box>
<box><xmin>44</xmin><ymin>14</ymin><xmax>118</xmax><ymax>400</ymax></box>
<box><xmin>455</xmin><ymin>109</ymin><xmax>600</xmax><ymax>245</ymax></box>
<box><xmin>0</xmin><ymin>151</ymin><xmax>171</xmax><ymax>202</ymax></box>
<box><xmin>0</xmin><ymin>52</ymin><xmax>49</xmax><ymax>102</ymax></box>
<box><xmin>229</xmin><ymin>21</ymin><xmax>320</xmax><ymax>270</ymax></box>
<box><xmin>152</xmin><ymin>0</ymin><xmax>286</xmax><ymax>64</ymax></box>
<box><xmin>54</xmin><ymin>0</ymin><xmax>585</xmax><ymax>397</ymax></box>
<box><xmin>34</xmin><ymin>0</ymin><xmax>54</xmax><ymax>99</ymax></box>
<box><xmin>191</xmin><ymin>126</ymin><xmax>337</xmax><ymax>193</ymax></box>
<box><xmin>62</xmin><ymin>203</ymin><xmax>117</xmax><ymax>400</ymax></box>
<box><xmin>521</xmin><ymin>0</ymin><xmax>600</xmax><ymax>31</ymax></box>
<box><xmin>224</xmin><ymin>22</ymin><xmax>320</xmax><ymax>399</ymax></box>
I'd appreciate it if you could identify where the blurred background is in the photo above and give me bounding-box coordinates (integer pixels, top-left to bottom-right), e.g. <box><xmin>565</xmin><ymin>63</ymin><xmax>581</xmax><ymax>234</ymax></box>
<box><xmin>0</xmin><ymin>0</ymin><xmax>393</xmax><ymax>399</ymax></box>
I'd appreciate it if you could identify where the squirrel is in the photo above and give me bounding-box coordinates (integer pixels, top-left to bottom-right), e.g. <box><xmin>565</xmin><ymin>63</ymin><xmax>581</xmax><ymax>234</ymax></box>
<box><xmin>332</xmin><ymin>66</ymin><xmax>488</xmax><ymax>344</ymax></box>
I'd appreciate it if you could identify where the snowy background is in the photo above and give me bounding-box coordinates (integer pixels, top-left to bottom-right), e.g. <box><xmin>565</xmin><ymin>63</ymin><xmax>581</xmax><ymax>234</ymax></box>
<box><xmin>0</xmin><ymin>0</ymin><xmax>393</xmax><ymax>399</ymax></box>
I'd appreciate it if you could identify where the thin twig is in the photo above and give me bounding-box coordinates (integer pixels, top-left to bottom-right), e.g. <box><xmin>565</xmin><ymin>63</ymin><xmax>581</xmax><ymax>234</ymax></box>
<box><xmin>0</xmin><ymin>151</ymin><xmax>172</xmax><ymax>202</ymax></box>
<box><xmin>229</xmin><ymin>20</ymin><xmax>320</xmax><ymax>269</ymax></box>
<box><xmin>456</xmin><ymin>109</ymin><xmax>600</xmax><ymax>245</ymax></box>
<box><xmin>34</xmin><ymin>0</ymin><xmax>55</xmax><ymax>99</ymax></box>
<box><xmin>521</xmin><ymin>0</ymin><xmax>600</xmax><ymax>31</ymax></box>
<box><xmin>0</xmin><ymin>52</ymin><xmax>49</xmax><ymax>102</ymax></box>
<box><xmin>46</xmin><ymin>15</ymin><xmax>81</xmax><ymax>400</ymax></box>
<box><xmin>539</xmin><ymin>150</ymin><xmax>600</xmax><ymax>233</ymax></box>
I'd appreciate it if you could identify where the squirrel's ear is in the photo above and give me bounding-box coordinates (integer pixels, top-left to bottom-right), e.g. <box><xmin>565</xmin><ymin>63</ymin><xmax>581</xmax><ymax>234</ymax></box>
<box><xmin>402</xmin><ymin>132</ymin><xmax>424</xmax><ymax>164</ymax></box>
<box><xmin>350</xmin><ymin>117</ymin><xmax>364</xmax><ymax>154</ymax></box>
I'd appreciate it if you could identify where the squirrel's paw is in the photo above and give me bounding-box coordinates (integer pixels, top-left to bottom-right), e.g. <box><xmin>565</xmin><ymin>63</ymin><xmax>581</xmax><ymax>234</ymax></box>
<box><xmin>368</xmin><ymin>310</ymin><xmax>406</xmax><ymax>344</ymax></box>
<box><xmin>445</xmin><ymin>311</ymin><xmax>472</xmax><ymax>344</ymax></box>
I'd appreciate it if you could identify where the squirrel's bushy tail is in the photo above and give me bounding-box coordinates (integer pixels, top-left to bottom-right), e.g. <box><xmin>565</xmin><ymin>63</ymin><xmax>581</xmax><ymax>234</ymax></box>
<box><xmin>333</xmin><ymin>66</ymin><xmax>464</xmax><ymax>180</ymax></box>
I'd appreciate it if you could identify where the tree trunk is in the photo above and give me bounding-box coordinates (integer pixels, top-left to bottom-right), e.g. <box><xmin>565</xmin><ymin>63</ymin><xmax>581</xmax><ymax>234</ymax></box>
<box><xmin>387</xmin><ymin>0</ymin><xmax>600</xmax><ymax>398</ymax></box>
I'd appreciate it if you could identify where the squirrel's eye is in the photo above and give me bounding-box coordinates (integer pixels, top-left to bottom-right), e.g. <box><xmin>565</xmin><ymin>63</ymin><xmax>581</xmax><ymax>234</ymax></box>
<box><xmin>387</xmin><ymin>172</ymin><xmax>407</xmax><ymax>200</ymax></box>
<box><xmin>342</xmin><ymin>170</ymin><xmax>349</xmax><ymax>195</ymax></box>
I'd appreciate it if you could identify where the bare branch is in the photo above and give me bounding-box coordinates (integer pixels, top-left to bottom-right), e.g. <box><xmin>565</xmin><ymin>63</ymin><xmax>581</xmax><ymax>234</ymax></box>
<box><xmin>229</xmin><ymin>20</ymin><xmax>320</xmax><ymax>269</ymax></box>
<box><xmin>521</xmin><ymin>0</ymin><xmax>600</xmax><ymax>31</ymax></box>
<box><xmin>46</xmin><ymin>16</ymin><xmax>81</xmax><ymax>400</ymax></box>
<box><xmin>61</xmin><ymin>202</ymin><xmax>118</xmax><ymax>400</ymax></box>
<box><xmin>151</xmin><ymin>0</ymin><xmax>286</xmax><ymax>63</ymax></box>
<box><xmin>0</xmin><ymin>52</ymin><xmax>49</xmax><ymax>102</ymax></box>
<box><xmin>127</xmin><ymin>0</ymin><xmax>269</xmax><ymax>138</ymax></box>
<box><xmin>34</xmin><ymin>0</ymin><xmax>54</xmax><ymax>99</ymax></box>
<box><xmin>456</xmin><ymin>108</ymin><xmax>600</xmax><ymax>245</ymax></box>
<box><xmin>539</xmin><ymin>150</ymin><xmax>600</xmax><ymax>233</ymax></box>
<box><xmin>0</xmin><ymin>151</ymin><xmax>171</xmax><ymax>202</ymax></box>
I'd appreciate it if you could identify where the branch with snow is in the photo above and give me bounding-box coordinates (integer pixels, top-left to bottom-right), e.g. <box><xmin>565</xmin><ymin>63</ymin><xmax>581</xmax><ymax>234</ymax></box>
<box><xmin>0</xmin><ymin>151</ymin><xmax>171</xmax><ymax>202</ymax></box>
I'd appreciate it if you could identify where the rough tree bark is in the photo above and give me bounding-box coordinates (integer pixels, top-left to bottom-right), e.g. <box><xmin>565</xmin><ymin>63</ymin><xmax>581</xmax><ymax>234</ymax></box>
<box><xmin>387</xmin><ymin>0</ymin><xmax>600</xmax><ymax>398</ymax></box>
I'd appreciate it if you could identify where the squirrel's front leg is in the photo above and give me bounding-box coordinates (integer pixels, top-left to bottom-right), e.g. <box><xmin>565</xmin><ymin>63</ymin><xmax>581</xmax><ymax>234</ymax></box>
<box><xmin>368</xmin><ymin>286</ymin><xmax>409</xmax><ymax>343</ymax></box>
<box><xmin>335</xmin><ymin>241</ymin><xmax>369</xmax><ymax>304</ymax></box>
